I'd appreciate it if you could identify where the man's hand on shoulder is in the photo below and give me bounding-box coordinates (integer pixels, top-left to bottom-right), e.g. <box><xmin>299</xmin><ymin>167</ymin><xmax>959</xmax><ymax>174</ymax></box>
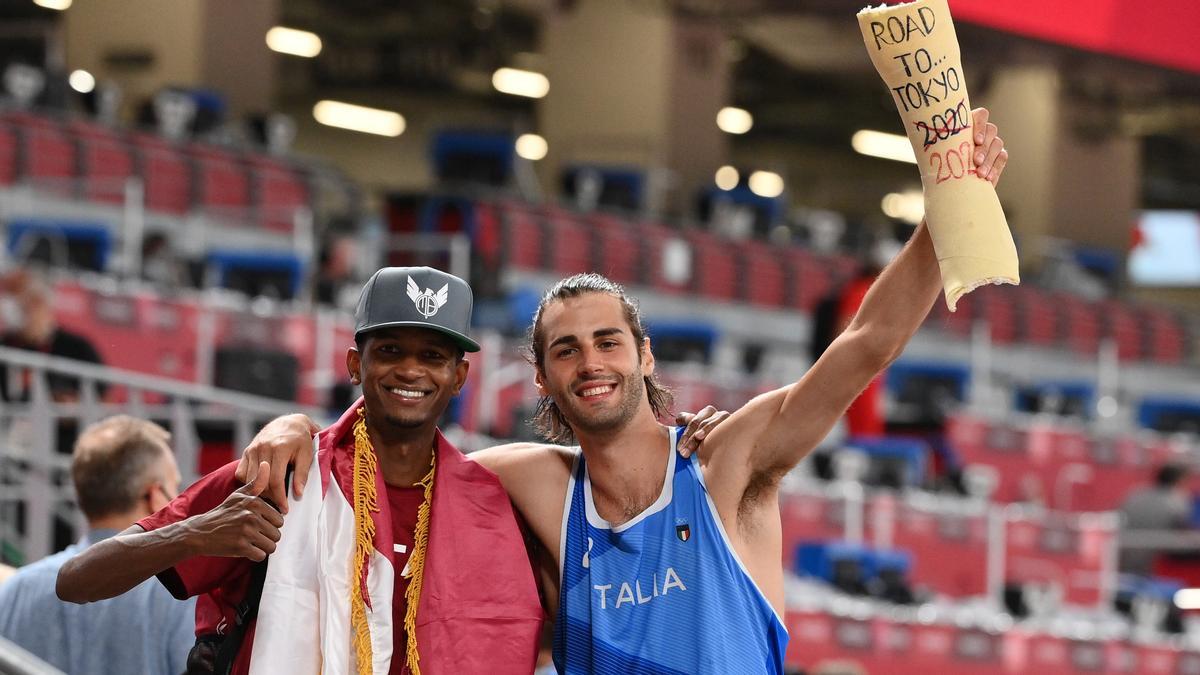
<box><xmin>235</xmin><ymin>413</ymin><xmax>319</xmax><ymax>512</ymax></box>
<box><xmin>184</xmin><ymin>462</ymin><xmax>284</xmax><ymax>561</ymax></box>
<box><xmin>675</xmin><ymin>405</ymin><xmax>731</xmax><ymax>458</ymax></box>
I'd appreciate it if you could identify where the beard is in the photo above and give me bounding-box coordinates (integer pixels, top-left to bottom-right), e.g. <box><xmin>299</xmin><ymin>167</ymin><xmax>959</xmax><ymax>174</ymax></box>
<box><xmin>555</xmin><ymin>368</ymin><xmax>646</xmax><ymax>437</ymax></box>
<box><xmin>380</xmin><ymin>411</ymin><xmax>428</xmax><ymax>429</ymax></box>
<box><xmin>362</xmin><ymin>388</ymin><xmax>439</xmax><ymax>436</ymax></box>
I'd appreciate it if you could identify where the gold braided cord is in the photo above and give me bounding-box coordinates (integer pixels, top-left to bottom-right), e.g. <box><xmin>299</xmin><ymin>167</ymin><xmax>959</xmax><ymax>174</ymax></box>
<box><xmin>350</xmin><ymin>411</ymin><xmax>379</xmax><ymax>674</ymax></box>
<box><xmin>403</xmin><ymin>449</ymin><xmax>436</xmax><ymax>675</ymax></box>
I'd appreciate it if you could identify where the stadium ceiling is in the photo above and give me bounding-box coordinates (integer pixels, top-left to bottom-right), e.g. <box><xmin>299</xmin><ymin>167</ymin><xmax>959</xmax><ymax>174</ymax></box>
<box><xmin>273</xmin><ymin>0</ymin><xmax>1200</xmax><ymax>208</ymax></box>
<box><xmin>1</xmin><ymin>0</ymin><xmax>1197</xmax><ymax>207</ymax></box>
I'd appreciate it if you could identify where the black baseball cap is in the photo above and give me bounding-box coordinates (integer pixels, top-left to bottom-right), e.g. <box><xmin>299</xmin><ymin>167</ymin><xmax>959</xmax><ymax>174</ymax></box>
<box><xmin>354</xmin><ymin>266</ymin><xmax>480</xmax><ymax>353</ymax></box>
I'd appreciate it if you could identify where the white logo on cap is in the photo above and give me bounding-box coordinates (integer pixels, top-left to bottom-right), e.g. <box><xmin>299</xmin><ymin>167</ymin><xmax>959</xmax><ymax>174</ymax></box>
<box><xmin>406</xmin><ymin>276</ymin><xmax>449</xmax><ymax>318</ymax></box>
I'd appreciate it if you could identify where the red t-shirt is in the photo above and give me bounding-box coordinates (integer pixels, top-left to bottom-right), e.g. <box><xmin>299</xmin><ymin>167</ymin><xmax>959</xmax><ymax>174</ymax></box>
<box><xmin>138</xmin><ymin>460</ymin><xmax>424</xmax><ymax>675</ymax></box>
<box><xmin>385</xmin><ymin>483</ymin><xmax>423</xmax><ymax>675</ymax></box>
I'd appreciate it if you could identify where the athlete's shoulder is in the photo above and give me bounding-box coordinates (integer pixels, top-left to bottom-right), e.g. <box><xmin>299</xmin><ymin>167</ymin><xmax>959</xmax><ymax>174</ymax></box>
<box><xmin>470</xmin><ymin>442</ymin><xmax>576</xmax><ymax>472</ymax></box>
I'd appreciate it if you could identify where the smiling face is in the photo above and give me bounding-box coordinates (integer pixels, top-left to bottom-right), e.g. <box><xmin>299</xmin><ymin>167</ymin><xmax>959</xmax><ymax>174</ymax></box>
<box><xmin>535</xmin><ymin>293</ymin><xmax>655</xmax><ymax>439</ymax></box>
<box><xmin>348</xmin><ymin>327</ymin><xmax>468</xmax><ymax>435</ymax></box>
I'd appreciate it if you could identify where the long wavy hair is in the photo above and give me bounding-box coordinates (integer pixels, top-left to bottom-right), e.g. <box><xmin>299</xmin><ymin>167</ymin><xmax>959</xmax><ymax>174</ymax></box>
<box><xmin>524</xmin><ymin>273</ymin><xmax>674</xmax><ymax>444</ymax></box>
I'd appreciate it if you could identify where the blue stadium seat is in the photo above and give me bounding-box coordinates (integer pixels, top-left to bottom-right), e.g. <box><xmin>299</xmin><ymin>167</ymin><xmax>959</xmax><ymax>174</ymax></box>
<box><xmin>6</xmin><ymin>218</ymin><xmax>112</xmax><ymax>271</ymax></box>
<box><xmin>205</xmin><ymin>249</ymin><xmax>304</xmax><ymax>299</ymax></box>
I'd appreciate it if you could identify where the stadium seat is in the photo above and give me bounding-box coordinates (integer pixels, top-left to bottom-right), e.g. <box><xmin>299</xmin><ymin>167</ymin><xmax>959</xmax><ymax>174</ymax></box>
<box><xmin>844</xmin><ymin>436</ymin><xmax>930</xmax><ymax>488</ymax></box>
<box><xmin>794</xmin><ymin>541</ymin><xmax>913</xmax><ymax>596</ymax></box>
<box><xmin>6</xmin><ymin>218</ymin><xmax>112</xmax><ymax>271</ymax></box>
<box><xmin>1102</xmin><ymin>300</ymin><xmax>1143</xmax><ymax>361</ymax></box>
<box><xmin>782</xmin><ymin>247</ymin><xmax>834</xmax><ymax>313</ymax></box>
<box><xmin>869</xmin><ymin>496</ymin><xmax>989</xmax><ymax>598</ymax></box>
<box><xmin>1018</xmin><ymin>286</ymin><xmax>1058</xmax><ymax>346</ymax></box>
<box><xmin>976</xmin><ymin>285</ymin><xmax>1017</xmax><ymax>343</ymax></box>
<box><xmin>1138</xmin><ymin>397</ymin><xmax>1200</xmax><ymax>434</ymax></box>
<box><xmin>586</xmin><ymin>212</ymin><xmax>640</xmax><ymax>285</ymax></box>
<box><xmin>0</xmin><ymin>122</ymin><xmax>16</xmax><ymax>185</ymax></box>
<box><xmin>247</xmin><ymin>156</ymin><xmax>310</xmax><ymax>232</ymax></box>
<box><xmin>686</xmin><ymin>230</ymin><xmax>738</xmax><ymax>301</ymax></box>
<box><xmin>131</xmin><ymin>133</ymin><xmax>192</xmax><ymax>214</ymax></box>
<box><xmin>1143</xmin><ymin>307</ymin><xmax>1187</xmax><ymax>364</ymax></box>
<box><xmin>738</xmin><ymin>240</ymin><xmax>787</xmax><ymax>307</ymax></box>
<box><xmin>495</xmin><ymin>200</ymin><xmax>546</xmax><ymax>271</ymax></box>
<box><xmin>1003</xmin><ymin>511</ymin><xmax>1115</xmax><ymax>607</ymax></box>
<box><xmin>3</xmin><ymin>112</ymin><xmax>75</xmax><ymax>194</ymax></box>
<box><xmin>545</xmin><ymin>207</ymin><xmax>591</xmax><ymax>275</ymax></box>
<box><xmin>68</xmin><ymin>120</ymin><xmax>135</xmax><ymax>205</ymax></box>
<box><xmin>205</xmin><ymin>249</ymin><xmax>304</xmax><ymax>299</ymax></box>
<box><xmin>1058</xmin><ymin>294</ymin><xmax>1102</xmax><ymax>356</ymax></box>
<box><xmin>190</xmin><ymin>144</ymin><xmax>250</xmax><ymax>213</ymax></box>
<box><xmin>471</xmin><ymin>201</ymin><xmax>504</xmax><ymax>272</ymax></box>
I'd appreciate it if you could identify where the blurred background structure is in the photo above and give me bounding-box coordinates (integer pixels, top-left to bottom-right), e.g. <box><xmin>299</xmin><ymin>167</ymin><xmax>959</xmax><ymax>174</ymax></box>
<box><xmin>1</xmin><ymin>0</ymin><xmax>1200</xmax><ymax>672</ymax></box>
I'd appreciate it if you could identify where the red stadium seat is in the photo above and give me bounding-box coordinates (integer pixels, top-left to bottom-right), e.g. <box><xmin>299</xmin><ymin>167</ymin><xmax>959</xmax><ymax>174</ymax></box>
<box><xmin>1004</xmin><ymin>512</ymin><xmax>1114</xmax><ymax>607</ymax></box>
<box><xmin>1018</xmin><ymin>287</ymin><xmax>1058</xmax><ymax>346</ymax></box>
<box><xmin>826</xmin><ymin>254</ymin><xmax>859</xmax><ymax>287</ymax></box>
<box><xmin>495</xmin><ymin>200</ymin><xmax>546</xmax><ymax>270</ymax></box>
<box><xmin>247</xmin><ymin>156</ymin><xmax>310</xmax><ymax>232</ymax></box>
<box><xmin>739</xmin><ymin>240</ymin><xmax>787</xmax><ymax>307</ymax></box>
<box><xmin>68</xmin><ymin>120</ymin><xmax>134</xmax><ymax>205</ymax></box>
<box><xmin>782</xmin><ymin>247</ymin><xmax>834</xmax><ymax>313</ymax></box>
<box><xmin>545</xmin><ymin>207</ymin><xmax>591</xmax><ymax>275</ymax></box>
<box><xmin>686</xmin><ymin>230</ymin><xmax>738</xmax><ymax>301</ymax></box>
<box><xmin>190</xmin><ymin>144</ymin><xmax>250</xmax><ymax>212</ymax></box>
<box><xmin>975</xmin><ymin>285</ymin><xmax>1017</xmax><ymax>343</ymax></box>
<box><xmin>1101</xmin><ymin>300</ymin><xmax>1142</xmax><ymax>361</ymax></box>
<box><xmin>472</xmin><ymin>201</ymin><xmax>503</xmax><ymax>271</ymax></box>
<box><xmin>865</xmin><ymin>495</ymin><xmax>989</xmax><ymax>598</ymax></box>
<box><xmin>131</xmin><ymin>134</ymin><xmax>191</xmax><ymax>215</ymax></box>
<box><xmin>1143</xmin><ymin>306</ymin><xmax>1187</xmax><ymax>364</ymax></box>
<box><xmin>3</xmin><ymin>112</ymin><xmax>75</xmax><ymax>194</ymax></box>
<box><xmin>0</xmin><ymin>123</ymin><xmax>15</xmax><ymax>185</ymax></box>
<box><xmin>1058</xmin><ymin>295</ymin><xmax>1101</xmax><ymax>356</ymax></box>
<box><xmin>778</xmin><ymin>492</ymin><xmax>852</xmax><ymax>569</ymax></box>
<box><xmin>586</xmin><ymin>213</ymin><xmax>639</xmax><ymax>285</ymax></box>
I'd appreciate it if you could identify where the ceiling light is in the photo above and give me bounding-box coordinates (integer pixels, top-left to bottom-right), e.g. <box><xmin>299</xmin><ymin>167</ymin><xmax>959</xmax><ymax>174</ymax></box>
<box><xmin>714</xmin><ymin>165</ymin><xmax>739</xmax><ymax>190</ymax></box>
<box><xmin>852</xmin><ymin>130</ymin><xmax>916</xmax><ymax>164</ymax></box>
<box><xmin>68</xmin><ymin>69</ymin><xmax>95</xmax><ymax>94</ymax></box>
<box><xmin>1176</xmin><ymin>589</ymin><xmax>1200</xmax><ymax>610</ymax></box>
<box><xmin>748</xmin><ymin>170</ymin><xmax>784</xmax><ymax>198</ymax></box>
<box><xmin>266</xmin><ymin>27</ymin><xmax>323</xmax><ymax>58</ymax></box>
<box><xmin>312</xmin><ymin>100</ymin><xmax>405</xmax><ymax>137</ymax></box>
<box><xmin>515</xmin><ymin>133</ymin><xmax>548</xmax><ymax>161</ymax></box>
<box><xmin>716</xmin><ymin>107</ymin><xmax>753</xmax><ymax>135</ymax></box>
<box><xmin>492</xmin><ymin>68</ymin><xmax>549</xmax><ymax>99</ymax></box>
<box><xmin>32</xmin><ymin>0</ymin><xmax>71</xmax><ymax>9</ymax></box>
<box><xmin>881</xmin><ymin>191</ymin><xmax>924</xmax><ymax>224</ymax></box>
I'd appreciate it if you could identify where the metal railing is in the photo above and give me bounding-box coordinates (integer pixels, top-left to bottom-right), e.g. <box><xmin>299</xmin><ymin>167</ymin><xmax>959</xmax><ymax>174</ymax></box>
<box><xmin>0</xmin><ymin>637</ymin><xmax>60</xmax><ymax>675</ymax></box>
<box><xmin>0</xmin><ymin>346</ymin><xmax>325</xmax><ymax>566</ymax></box>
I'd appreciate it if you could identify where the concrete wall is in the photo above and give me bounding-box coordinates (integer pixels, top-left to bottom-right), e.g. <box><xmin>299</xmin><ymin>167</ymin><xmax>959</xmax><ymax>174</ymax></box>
<box><xmin>65</xmin><ymin>0</ymin><xmax>207</xmax><ymax>113</ymax></box>
<box><xmin>64</xmin><ymin>0</ymin><xmax>279</xmax><ymax>116</ymax></box>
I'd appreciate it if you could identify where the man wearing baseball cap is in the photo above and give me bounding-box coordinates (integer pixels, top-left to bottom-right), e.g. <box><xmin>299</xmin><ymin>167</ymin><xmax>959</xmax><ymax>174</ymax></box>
<box><xmin>57</xmin><ymin>267</ymin><xmax>543</xmax><ymax>674</ymax></box>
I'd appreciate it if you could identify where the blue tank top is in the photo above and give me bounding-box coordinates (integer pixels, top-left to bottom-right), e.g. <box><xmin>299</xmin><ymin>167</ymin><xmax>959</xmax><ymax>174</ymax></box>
<box><xmin>553</xmin><ymin>427</ymin><xmax>788</xmax><ymax>674</ymax></box>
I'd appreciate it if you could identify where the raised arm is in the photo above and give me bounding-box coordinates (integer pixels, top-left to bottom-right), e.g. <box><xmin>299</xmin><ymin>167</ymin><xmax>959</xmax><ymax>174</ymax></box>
<box><xmin>704</xmin><ymin>108</ymin><xmax>1007</xmax><ymax>490</ymax></box>
<box><xmin>57</xmin><ymin>466</ymin><xmax>282</xmax><ymax>603</ymax></box>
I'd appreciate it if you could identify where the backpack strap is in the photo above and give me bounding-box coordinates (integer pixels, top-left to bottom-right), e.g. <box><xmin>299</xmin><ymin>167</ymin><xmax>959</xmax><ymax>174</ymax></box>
<box><xmin>212</xmin><ymin>556</ymin><xmax>269</xmax><ymax>675</ymax></box>
<box><xmin>212</xmin><ymin>464</ymin><xmax>293</xmax><ymax>675</ymax></box>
